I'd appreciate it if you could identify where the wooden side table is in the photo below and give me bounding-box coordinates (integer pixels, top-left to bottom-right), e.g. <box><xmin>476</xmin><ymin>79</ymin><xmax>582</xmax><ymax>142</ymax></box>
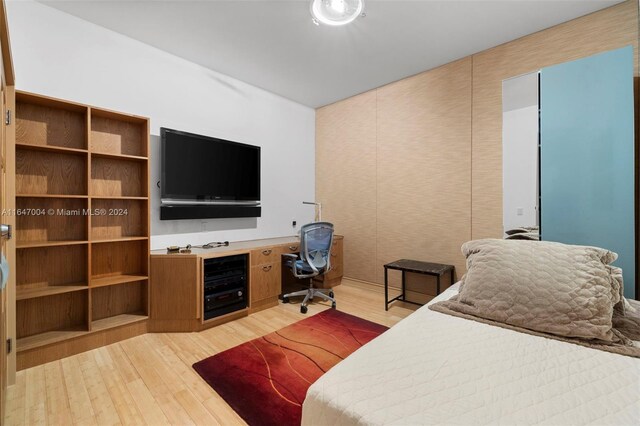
<box><xmin>384</xmin><ymin>259</ymin><xmax>455</xmax><ymax>311</ymax></box>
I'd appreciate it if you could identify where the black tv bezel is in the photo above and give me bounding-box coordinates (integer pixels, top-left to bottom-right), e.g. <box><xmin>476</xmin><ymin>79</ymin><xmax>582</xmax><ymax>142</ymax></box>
<box><xmin>160</xmin><ymin>127</ymin><xmax>261</xmax><ymax>202</ymax></box>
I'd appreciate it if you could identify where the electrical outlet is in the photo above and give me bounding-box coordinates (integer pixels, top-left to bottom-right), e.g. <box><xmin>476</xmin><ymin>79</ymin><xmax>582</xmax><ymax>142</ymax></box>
<box><xmin>292</xmin><ymin>220</ymin><xmax>297</xmax><ymax>227</ymax></box>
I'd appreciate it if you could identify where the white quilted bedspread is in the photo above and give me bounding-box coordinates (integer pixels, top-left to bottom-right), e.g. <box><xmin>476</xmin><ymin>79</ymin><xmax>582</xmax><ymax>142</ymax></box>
<box><xmin>301</xmin><ymin>286</ymin><xmax>640</xmax><ymax>425</ymax></box>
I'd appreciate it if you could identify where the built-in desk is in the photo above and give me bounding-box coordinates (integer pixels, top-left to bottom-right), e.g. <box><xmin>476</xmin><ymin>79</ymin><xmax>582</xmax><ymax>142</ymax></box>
<box><xmin>149</xmin><ymin>235</ymin><xmax>343</xmax><ymax>332</ymax></box>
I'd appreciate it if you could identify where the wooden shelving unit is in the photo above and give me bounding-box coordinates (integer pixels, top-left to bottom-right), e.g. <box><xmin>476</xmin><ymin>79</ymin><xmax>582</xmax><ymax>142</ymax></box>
<box><xmin>14</xmin><ymin>91</ymin><xmax>150</xmax><ymax>362</ymax></box>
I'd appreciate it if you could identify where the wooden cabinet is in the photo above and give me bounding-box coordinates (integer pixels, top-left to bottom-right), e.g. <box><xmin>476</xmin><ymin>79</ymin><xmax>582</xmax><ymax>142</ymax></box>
<box><xmin>313</xmin><ymin>235</ymin><xmax>344</xmax><ymax>288</ymax></box>
<box><xmin>250</xmin><ymin>245</ymin><xmax>285</xmax><ymax>313</ymax></box>
<box><xmin>14</xmin><ymin>91</ymin><xmax>150</xmax><ymax>370</ymax></box>
<box><xmin>279</xmin><ymin>242</ymin><xmax>305</xmax><ymax>296</ymax></box>
<box><xmin>150</xmin><ymin>255</ymin><xmax>200</xmax><ymax>321</ymax></box>
<box><xmin>250</xmin><ymin>262</ymin><xmax>281</xmax><ymax>308</ymax></box>
<box><xmin>250</xmin><ymin>247</ymin><xmax>281</xmax><ymax>266</ymax></box>
<box><xmin>149</xmin><ymin>235</ymin><xmax>344</xmax><ymax>329</ymax></box>
<box><xmin>280</xmin><ymin>242</ymin><xmax>300</xmax><ymax>254</ymax></box>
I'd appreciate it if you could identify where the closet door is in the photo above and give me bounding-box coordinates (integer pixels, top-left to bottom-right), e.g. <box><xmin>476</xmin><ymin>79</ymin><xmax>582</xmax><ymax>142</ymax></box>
<box><xmin>540</xmin><ymin>46</ymin><xmax>635</xmax><ymax>298</ymax></box>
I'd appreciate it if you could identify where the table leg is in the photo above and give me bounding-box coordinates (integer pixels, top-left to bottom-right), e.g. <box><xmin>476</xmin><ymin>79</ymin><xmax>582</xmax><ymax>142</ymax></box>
<box><xmin>451</xmin><ymin>269</ymin><xmax>455</xmax><ymax>288</ymax></box>
<box><xmin>384</xmin><ymin>267</ymin><xmax>389</xmax><ymax>311</ymax></box>
<box><xmin>437</xmin><ymin>274</ymin><xmax>441</xmax><ymax>295</ymax></box>
<box><xmin>401</xmin><ymin>270</ymin><xmax>406</xmax><ymax>302</ymax></box>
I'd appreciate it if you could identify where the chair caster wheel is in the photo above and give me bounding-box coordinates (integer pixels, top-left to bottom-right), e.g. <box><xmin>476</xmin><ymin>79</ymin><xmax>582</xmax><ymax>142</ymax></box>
<box><xmin>301</xmin><ymin>305</ymin><xmax>308</xmax><ymax>314</ymax></box>
<box><xmin>331</xmin><ymin>302</ymin><xmax>336</xmax><ymax>309</ymax></box>
<box><xmin>329</xmin><ymin>291</ymin><xmax>334</xmax><ymax>298</ymax></box>
<box><xmin>282</xmin><ymin>297</ymin><xmax>289</xmax><ymax>304</ymax></box>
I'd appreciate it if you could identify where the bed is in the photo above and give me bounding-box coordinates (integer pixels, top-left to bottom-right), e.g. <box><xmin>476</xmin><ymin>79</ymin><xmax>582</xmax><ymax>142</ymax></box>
<box><xmin>302</xmin><ymin>284</ymin><xmax>640</xmax><ymax>425</ymax></box>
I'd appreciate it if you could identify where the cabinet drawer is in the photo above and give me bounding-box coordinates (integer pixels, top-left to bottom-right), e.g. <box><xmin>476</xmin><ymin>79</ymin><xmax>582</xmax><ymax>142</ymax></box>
<box><xmin>326</xmin><ymin>260</ymin><xmax>343</xmax><ymax>280</ymax></box>
<box><xmin>250</xmin><ymin>262</ymin><xmax>281</xmax><ymax>303</ymax></box>
<box><xmin>250</xmin><ymin>246</ymin><xmax>281</xmax><ymax>266</ymax></box>
<box><xmin>280</xmin><ymin>242</ymin><xmax>300</xmax><ymax>254</ymax></box>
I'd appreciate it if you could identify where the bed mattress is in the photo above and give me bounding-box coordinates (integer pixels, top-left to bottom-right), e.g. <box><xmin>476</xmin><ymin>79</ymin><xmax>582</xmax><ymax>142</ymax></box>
<box><xmin>302</xmin><ymin>285</ymin><xmax>640</xmax><ymax>425</ymax></box>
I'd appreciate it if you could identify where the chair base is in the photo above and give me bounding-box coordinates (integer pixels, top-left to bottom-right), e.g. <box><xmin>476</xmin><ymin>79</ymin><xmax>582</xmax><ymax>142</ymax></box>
<box><xmin>282</xmin><ymin>286</ymin><xmax>336</xmax><ymax>314</ymax></box>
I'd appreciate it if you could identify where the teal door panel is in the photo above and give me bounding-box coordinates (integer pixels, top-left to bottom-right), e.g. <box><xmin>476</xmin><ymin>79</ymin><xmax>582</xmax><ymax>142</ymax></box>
<box><xmin>540</xmin><ymin>46</ymin><xmax>635</xmax><ymax>298</ymax></box>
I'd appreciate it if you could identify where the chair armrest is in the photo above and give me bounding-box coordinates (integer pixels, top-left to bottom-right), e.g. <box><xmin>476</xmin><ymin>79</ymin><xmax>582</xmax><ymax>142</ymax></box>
<box><xmin>282</xmin><ymin>253</ymin><xmax>317</xmax><ymax>279</ymax></box>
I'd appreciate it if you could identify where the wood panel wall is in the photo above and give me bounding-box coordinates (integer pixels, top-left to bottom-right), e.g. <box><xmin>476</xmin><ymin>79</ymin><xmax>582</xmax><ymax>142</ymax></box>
<box><xmin>316</xmin><ymin>91</ymin><xmax>377</xmax><ymax>283</ymax></box>
<box><xmin>316</xmin><ymin>0</ymin><xmax>639</xmax><ymax>287</ymax></box>
<box><xmin>376</xmin><ymin>58</ymin><xmax>472</xmax><ymax>283</ymax></box>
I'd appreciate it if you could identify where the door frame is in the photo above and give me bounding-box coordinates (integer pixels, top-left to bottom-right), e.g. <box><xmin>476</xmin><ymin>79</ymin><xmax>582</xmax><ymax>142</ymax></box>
<box><xmin>0</xmin><ymin>0</ymin><xmax>16</xmax><ymax>398</ymax></box>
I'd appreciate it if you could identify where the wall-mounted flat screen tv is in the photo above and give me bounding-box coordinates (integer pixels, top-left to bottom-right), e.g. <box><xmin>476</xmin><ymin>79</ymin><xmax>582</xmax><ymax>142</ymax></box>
<box><xmin>161</xmin><ymin>127</ymin><xmax>260</xmax><ymax>204</ymax></box>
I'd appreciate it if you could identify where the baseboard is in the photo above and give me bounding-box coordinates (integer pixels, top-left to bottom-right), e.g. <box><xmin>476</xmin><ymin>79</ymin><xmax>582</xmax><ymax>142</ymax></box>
<box><xmin>341</xmin><ymin>277</ymin><xmax>385</xmax><ymax>292</ymax></box>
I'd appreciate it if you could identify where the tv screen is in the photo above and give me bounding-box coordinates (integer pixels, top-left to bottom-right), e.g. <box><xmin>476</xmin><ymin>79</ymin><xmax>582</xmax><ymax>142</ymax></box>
<box><xmin>161</xmin><ymin>128</ymin><xmax>260</xmax><ymax>203</ymax></box>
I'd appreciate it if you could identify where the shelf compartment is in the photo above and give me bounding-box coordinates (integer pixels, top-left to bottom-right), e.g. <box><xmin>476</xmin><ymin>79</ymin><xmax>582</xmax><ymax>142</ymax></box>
<box><xmin>91</xmin><ymin>281</ymin><xmax>148</xmax><ymax>321</ymax></box>
<box><xmin>91</xmin><ymin>313</ymin><xmax>148</xmax><ymax>332</ymax></box>
<box><xmin>17</xmin><ymin>149</ymin><xmax>88</xmax><ymax>196</ymax></box>
<box><xmin>90</xmin><ymin>109</ymin><xmax>147</xmax><ymax>157</ymax></box>
<box><xmin>16</xmin><ymin>291</ymin><xmax>88</xmax><ymax>348</ymax></box>
<box><xmin>91</xmin><ymin>152</ymin><xmax>147</xmax><ymax>162</ymax></box>
<box><xmin>91</xmin><ymin>239</ymin><xmax>148</xmax><ymax>278</ymax></box>
<box><xmin>17</xmin><ymin>328</ymin><xmax>88</xmax><ymax>353</ymax></box>
<box><xmin>91</xmin><ymin>237</ymin><xmax>148</xmax><ymax>244</ymax></box>
<box><xmin>90</xmin><ymin>274</ymin><xmax>148</xmax><ymax>288</ymax></box>
<box><xmin>16</xmin><ymin>96</ymin><xmax>87</xmax><ymax>150</ymax></box>
<box><xmin>91</xmin><ymin>156</ymin><xmax>147</xmax><ymax>197</ymax></box>
<box><xmin>16</xmin><ymin>197</ymin><xmax>88</xmax><ymax>245</ymax></box>
<box><xmin>17</xmin><ymin>244</ymin><xmax>88</xmax><ymax>290</ymax></box>
<box><xmin>91</xmin><ymin>195</ymin><xmax>147</xmax><ymax>200</ymax></box>
<box><xmin>17</xmin><ymin>284</ymin><xmax>87</xmax><ymax>301</ymax></box>
<box><xmin>17</xmin><ymin>194</ymin><xmax>88</xmax><ymax>199</ymax></box>
<box><xmin>90</xmin><ymin>198</ymin><xmax>147</xmax><ymax>240</ymax></box>
<box><xmin>17</xmin><ymin>240</ymin><xmax>88</xmax><ymax>249</ymax></box>
<box><xmin>16</xmin><ymin>143</ymin><xmax>87</xmax><ymax>155</ymax></box>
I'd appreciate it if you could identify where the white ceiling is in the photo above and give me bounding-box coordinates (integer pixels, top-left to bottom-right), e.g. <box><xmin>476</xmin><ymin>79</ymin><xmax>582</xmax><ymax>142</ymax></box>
<box><xmin>39</xmin><ymin>0</ymin><xmax>622</xmax><ymax>108</ymax></box>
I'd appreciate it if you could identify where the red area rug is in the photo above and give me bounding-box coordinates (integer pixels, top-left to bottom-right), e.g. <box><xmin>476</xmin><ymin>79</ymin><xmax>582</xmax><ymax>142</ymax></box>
<box><xmin>193</xmin><ymin>309</ymin><xmax>388</xmax><ymax>426</ymax></box>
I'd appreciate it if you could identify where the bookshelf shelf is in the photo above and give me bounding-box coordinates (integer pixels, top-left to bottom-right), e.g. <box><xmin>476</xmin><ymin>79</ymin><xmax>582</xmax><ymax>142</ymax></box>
<box><xmin>16</xmin><ymin>284</ymin><xmax>87</xmax><ymax>301</ymax></box>
<box><xmin>90</xmin><ymin>274</ymin><xmax>148</xmax><ymax>288</ymax></box>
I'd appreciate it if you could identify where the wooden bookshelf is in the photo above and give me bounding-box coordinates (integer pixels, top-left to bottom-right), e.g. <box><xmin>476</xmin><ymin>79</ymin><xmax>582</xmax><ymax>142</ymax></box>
<box><xmin>14</xmin><ymin>91</ymin><xmax>150</xmax><ymax>366</ymax></box>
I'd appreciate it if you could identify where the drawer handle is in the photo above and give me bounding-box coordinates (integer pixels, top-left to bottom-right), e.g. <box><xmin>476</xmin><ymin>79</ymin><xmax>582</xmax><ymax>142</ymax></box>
<box><xmin>262</xmin><ymin>265</ymin><xmax>272</xmax><ymax>272</ymax></box>
<box><xmin>262</xmin><ymin>249</ymin><xmax>272</xmax><ymax>255</ymax></box>
<box><xmin>289</xmin><ymin>246</ymin><xmax>298</xmax><ymax>251</ymax></box>
<box><xmin>332</xmin><ymin>241</ymin><xmax>337</xmax><ymax>245</ymax></box>
<box><xmin>331</xmin><ymin>253</ymin><xmax>337</xmax><ymax>258</ymax></box>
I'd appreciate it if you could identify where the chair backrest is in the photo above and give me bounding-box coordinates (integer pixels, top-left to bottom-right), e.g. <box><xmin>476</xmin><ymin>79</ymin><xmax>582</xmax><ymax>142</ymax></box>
<box><xmin>300</xmin><ymin>222</ymin><xmax>334</xmax><ymax>275</ymax></box>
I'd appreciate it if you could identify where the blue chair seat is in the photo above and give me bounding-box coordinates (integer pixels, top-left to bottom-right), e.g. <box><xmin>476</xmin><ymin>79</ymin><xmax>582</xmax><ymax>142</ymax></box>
<box><xmin>295</xmin><ymin>259</ymin><xmax>317</xmax><ymax>274</ymax></box>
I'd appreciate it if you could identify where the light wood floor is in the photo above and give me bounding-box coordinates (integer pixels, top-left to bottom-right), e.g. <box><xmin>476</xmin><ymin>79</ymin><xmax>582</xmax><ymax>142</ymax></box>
<box><xmin>4</xmin><ymin>280</ymin><xmax>416</xmax><ymax>426</ymax></box>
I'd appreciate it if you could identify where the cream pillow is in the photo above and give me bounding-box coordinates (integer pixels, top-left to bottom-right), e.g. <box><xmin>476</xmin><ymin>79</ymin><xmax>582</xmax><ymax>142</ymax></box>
<box><xmin>455</xmin><ymin>239</ymin><xmax>623</xmax><ymax>343</ymax></box>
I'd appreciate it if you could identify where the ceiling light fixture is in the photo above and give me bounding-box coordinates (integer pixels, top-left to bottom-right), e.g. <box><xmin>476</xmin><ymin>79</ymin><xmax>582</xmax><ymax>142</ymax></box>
<box><xmin>310</xmin><ymin>0</ymin><xmax>365</xmax><ymax>26</ymax></box>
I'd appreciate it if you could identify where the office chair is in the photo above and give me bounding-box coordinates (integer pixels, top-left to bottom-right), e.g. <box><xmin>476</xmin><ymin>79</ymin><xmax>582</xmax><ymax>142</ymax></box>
<box><xmin>282</xmin><ymin>222</ymin><xmax>336</xmax><ymax>314</ymax></box>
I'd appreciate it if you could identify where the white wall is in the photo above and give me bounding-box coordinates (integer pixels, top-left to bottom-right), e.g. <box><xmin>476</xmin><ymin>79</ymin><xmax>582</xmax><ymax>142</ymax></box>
<box><xmin>502</xmin><ymin>72</ymin><xmax>539</xmax><ymax>235</ymax></box>
<box><xmin>7</xmin><ymin>0</ymin><xmax>316</xmax><ymax>249</ymax></box>
<box><xmin>502</xmin><ymin>105</ymin><xmax>539</xmax><ymax>233</ymax></box>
